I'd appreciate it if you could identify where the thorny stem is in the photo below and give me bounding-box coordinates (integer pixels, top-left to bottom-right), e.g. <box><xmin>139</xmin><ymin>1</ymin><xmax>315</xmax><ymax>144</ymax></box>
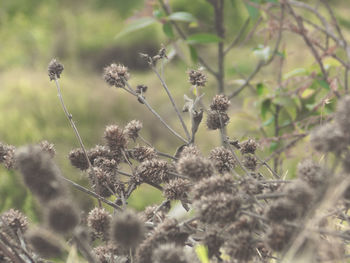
<box><xmin>151</xmin><ymin>65</ymin><xmax>191</xmax><ymax>141</ymax></box>
<box><xmin>122</xmin><ymin>82</ymin><xmax>188</xmax><ymax>144</ymax></box>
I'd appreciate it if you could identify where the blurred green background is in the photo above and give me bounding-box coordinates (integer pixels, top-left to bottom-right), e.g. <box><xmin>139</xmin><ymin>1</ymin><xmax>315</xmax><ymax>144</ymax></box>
<box><xmin>1</xmin><ymin>0</ymin><xmax>350</xmax><ymax>222</ymax></box>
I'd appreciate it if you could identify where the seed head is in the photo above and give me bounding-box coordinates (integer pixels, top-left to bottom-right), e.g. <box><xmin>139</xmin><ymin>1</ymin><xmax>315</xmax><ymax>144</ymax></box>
<box><xmin>103</xmin><ymin>63</ymin><xmax>130</xmax><ymax>88</ymax></box>
<box><xmin>191</xmin><ymin>174</ymin><xmax>237</xmax><ymax>200</ymax></box>
<box><xmin>335</xmin><ymin>95</ymin><xmax>350</xmax><ymax>135</ymax></box>
<box><xmin>206</xmin><ymin>110</ymin><xmax>230</xmax><ymax>130</ymax></box>
<box><xmin>38</xmin><ymin>140</ymin><xmax>55</xmax><ymax>158</ymax></box>
<box><xmin>26</xmin><ymin>227</ymin><xmax>63</xmax><ymax>258</ymax></box>
<box><xmin>111</xmin><ymin>210</ymin><xmax>145</xmax><ymax>249</ymax></box>
<box><xmin>177</xmin><ymin>155</ymin><xmax>214</xmax><ymax>180</ymax></box>
<box><xmin>265</xmin><ymin>224</ymin><xmax>294</xmax><ymax>252</ymax></box>
<box><xmin>87</xmin><ymin>207</ymin><xmax>112</xmax><ymax>240</ymax></box>
<box><xmin>1</xmin><ymin>209</ymin><xmax>28</xmax><ymax>233</ymax></box>
<box><xmin>242</xmin><ymin>154</ymin><xmax>258</xmax><ymax>171</ymax></box>
<box><xmin>210</xmin><ymin>94</ymin><xmax>230</xmax><ymax>112</ymax></box>
<box><xmin>178</xmin><ymin>145</ymin><xmax>201</xmax><ymax>158</ymax></box>
<box><xmin>163</xmin><ymin>178</ymin><xmax>190</xmax><ymax>200</ymax></box>
<box><xmin>0</xmin><ymin>142</ymin><xmax>16</xmax><ymax>169</ymax></box>
<box><xmin>46</xmin><ymin>199</ymin><xmax>79</xmax><ymax>233</ymax></box>
<box><xmin>104</xmin><ymin>125</ymin><xmax>128</xmax><ymax>151</ymax></box>
<box><xmin>88</xmin><ymin>145</ymin><xmax>112</xmax><ymax>165</ymax></box>
<box><xmin>224</xmin><ymin>231</ymin><xmax>256</xmax><ymax>262</ymax></box>
<box><xmin>124</xmin><ymin>120</ymin><xmax>143</xmax><ymax>141</ymax></box>
<box><xmin>152</xmin><ymin>243</ymin><xmax>189</xmax><ymax>263</ymax></box>
<box><xmin>240</xmin><ymin>138</ymin><xmax>258</xmax><ymax>154</ymax></box>
<box><xmin>204</xmin><ymin>231</ymin><xmax>224</xmax><ymax>258</ymax></box>
<box><xmin>310</xmin><ymin>123</ymin><xmax>346</xmax><ymax>153</ymax></box>
<box><xmin>194</xmin><ymin>193</ymin><xmax>242</xmax><ymax>225</ymax></box>
<box><xmin>89</xmin><ymin>167</ymin><xmax>124</xmax><ymax>198</ymax></box>
<box><xmin>188</xmin><ymin>69</ymin><xmax>207</xmax><ymax>87</ymax></box>
<box><xmin>135</xmin><ymin>159</ymin><xmax>171</xmax><ymax>184</ymax></box>
<box><xmin>15</xmin><ymin>145</ymin><xmax>65</xmax><ymax>202</ymax></box>
<box><xmin>297</xmin><ymin>159</ymin><xmax>326</xmax><ymax>188</ymax></box>
<box><xmin>48</xmin><ymin>58</ymin><xmax>64</xmax><ymax>81</ymax></box>
<box><xmin>209</xmin><ymin>146</ymin><xmax>236</xmax><ymax>173</ymax></box>
<box><xmin>69</xmin><ymin>148</ymin><xmax>89</xmax><ymax>170</ymax></box>
<box><xmin>129</xmin><ymin>146</ymin><xmax>157</xmax><ymax>162</ymax></box>
<box><xmin>265</xmin><ymin>199</ymin><xmax>300</xmax><ymax>222</ymax></box>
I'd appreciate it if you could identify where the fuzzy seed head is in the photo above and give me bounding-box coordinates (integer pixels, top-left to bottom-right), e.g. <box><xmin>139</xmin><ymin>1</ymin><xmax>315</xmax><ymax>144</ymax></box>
<box><xmin>87</xmin><ymin>207</ymin><xmax>112</xmax><ymax>240</ymax></box>
<box><xmin>125</xmin><ymin>120</ymin><xmax>142</xmax><ymax>141</ymax></box>
<box><xmin>177</xmin><ymin>155</ymin><xmax>214</xmax><ymax>180</ymax></box>
<box><xmin>240</xmin><ymin>139</ymin><xmax>258</xmax><ymax>154</ymax></box>
<box><xmin>163</xmin><ymin>178</ymin><xmax>190</xmax><ymax>200</ymax></box>
<box><xmin>224</xmin><ymin>231</ymin><xmax>256</xmax><ymax>262</ymax></box>
<box><xmin>210</xmin><ymin>94</ymin><xmax>230</xmax><ymax>112</ymax></box>
<box><xmin>111</xmin><ymin>210</ymin><xmax>145</xmax><ymax>249</ymax></box>
<box><xmin>298</xmin><ymin>159</ymin><xmax>326</xmax><ymax>188</ymax></box>
<box><xmin>135</xmin><ymin>159</ymin><xmax>171</xmax><ymax>184</ymax></box>
<box><xmin>26</xmin><ymin>228</ymin><xmax>63</xmax><ymax>258</ymax></box>
<box><xmin>179</xmin><ymin>145</ymin><xmax>201</xmax><ymax>158</ymax></box>
<box><xmin>265</xmin><ymin>199</ymin><xmax>300</xmax><ymax>222</ymax></box>
<box><xmin>152</xmin><ymin>243</ymin><xmax>189</xmax><ymax>263</ymax></box>
<box><xmin>89</xmin><ymin>167</ymin><xmax>124</xmax><ymax>198</ymax></box>
<box><xmin>335</xmin><ymin>95</ymin><xmax>350</xmax><ymax>135</ymax></box>
<box><xmin>188</xmin><ymin>69</ymin><xmax>207</xmax><ymax>87</ymax></box>
<box><xmin>1</xmin><ymin>209</ymin><xmax>28</xmax><ymax>233</ymax></box>
<box><xmin>0</xmin><ymin>143</ymin><xmax>16</xmax><ymax>169</ymax></box>
<box><xmin>242</xmin><ymin>154</ymin><xmax>258</xmax><ymax>171</ymax></box>
<box><xmin>38</xmin><ymin>140</ymin><xmax>55</xmax><ymax>158</ymax></box>
<box><xmin>48</xmin><ymin>59</ymin><xmax>64</xmax><ymax>81</ymax></box>
<box><xmin>265</xmin><ymin>224</ymin><xmax>294</xmax><ymax>252</ymax></box>
<box><xmin>104</xmin><ymin>125</ymin><xmax>128</xmax><ymax>151</ymax></box>
<box><xmin>46</xmin><ymin>199</ymin><xmax>79</xmax><ymax>233</ymax></box>
<box><xmin>206</xmin><ymin>110</ymin><xmax>230</xmax><ymax>130</ymax></box>
<box><xmin>129</xmin><ymin>146</ymin><xmax>157</xmax><ymax>162</ymax></box>
<box><xmin>310</xmin><ymin>123</ymin><xmax>346</xmax><ymax>153</ymax></box>
<box><xmin>103</xmin><ymin>63</ymin><xmax>130</xmax><ymax>88</ymax></box>
<box><xmin>69</xmin><ymin>148</ymin><xmax>89</xmax><ymax>170</ymax></box>
<box><xmin>209</xmin><ymin>146</ymin><xmax>236</xmax><ymax>173</ymax></box>
<box><xmin>88</xmin><ymin>145</ymin><xmax>112</xmax><ymax>165</ymax></box>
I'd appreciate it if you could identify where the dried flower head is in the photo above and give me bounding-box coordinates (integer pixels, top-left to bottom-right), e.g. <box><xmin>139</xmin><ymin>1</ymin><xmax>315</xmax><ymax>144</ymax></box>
<box><xmin>152</xmin><ymin>243</ymin><xmax>189</xmax><ymax>263</ymax></box>
<box><xmin>135</xmin><ymin>159</ymin><xmax>171</xmax><ymax>184</ymax></box>
<box><xmin>194</xmin><ymin>193</ymin><xmax>242</xmax><ymax>225</ymax></box>
<box><xmin>89</xmin><ymin>167</ymin><xmax>124</xmax><ymax>197</ymax></box>
<box><xmin>46</xmin><ymin>199</ymin><xmax>79</xmax><ymax>233</ymax></box>
<box><xmin>103</xmin><ymin>63</ymin><xmax>130</xmax><ymax>88</ymax></box>
<box><xmin>209</xmin><ymin>146</ymin><xmax>236</xmax><ymax>173</ymax></box>
<box><xmin>48</xmin><ymin>58</ymin><xmax>64</xmax><ymax>81</ymax></box>
<box><xmin>210</xmin><ymin>94</ymin><xmax>230</xmax><ymax>112</ymax></box>
<box><xmin>177</xmin><ymin>155</ymin><xmax>214</xmax><ymax>180</ymax></box>
<box><xmin>204</xmin><ymin>231</ymin><xmax>224</xmax><ymax>258</ymax></box>
<box><xmin>265</xmin><ymin>224</ymin><xmax>294</xmax><ymax>252</ymax></box>
<box><xmin>104</xmin><ymin>125</ymin><xmax>128</xmax><ymax>150</ymax></box>
<box><xmin>224</xmin><ymin>231</ymin><xmax>256</xmax><ymax>262</ymax></box>
<box><xmin>206</xmin><ymin>110</ymin><xmax>230</xmax><ymax>130</ymax></box>
<box><xmin>265</xmin><ymin>199</ymin><xmax>300</xmax><ymax>222</ymax></box>
<box><xmin>179</xmin><ymin>145</ymin><xmax>201</xmax><ymax>158</ymax></box>
<box><xmin>38</xmin><ymin>140</ymin><xmax>55</xmax><ymax>158</ymax></box>
<box><xmin>242</xmin><ymin>154</ymin><xmax>258</xmax><ymax>171</ymax></box>
<box><xmin>26</xmin><ymin>227</ymin><xmax>63</xmax><ymax>258</ymax></box>
<box><xmin>0</xmin><ymin>142</ymin><xmax>16</xmax><ymax>169</ymax></box>
<box><xmin>88</xmin><ymin>145</ymin><xmax>111</xmax><ymax>165</ymax></box>
<box><xmin>1</xmin><ymin>209</ymin><xmax>28</xmax><ymax>233</ymax></box>
<box><xmin>124</xmin><ymin>120</ymin><xmax>143</xmax><ymax>141</ymax></box>
<box><xmin>129</xmin><ymin>146</ymin><xmax>157</xmax><ymax>162</ymax></box>
<box><xmin>310</xmin><ymin>122</ymin><xmax>346</xmax><ymax>153</ymax></box>
<box><xmin>188</xmin><ymin>68</ymin><xmax>207</xmax><ymax>87</ymax></box>
<box><xmin>111</xmin><ymin>210</ymin><xmax>145</xmax><ymax>249</ymax></box>
<box><xmin>87</xmin><ymin>207</ymin><xmax>112</xmax><ymax>240</ymax></box>
<box><xmin>163</xmin><ymin>178</ymin><xmax>190</xmax><ymax>200</ymax></box>
<box><xmin>297</xmin><ymin>159</ymin><xmax>326</xmax><ymax>188</ymax></box>
<box><xmin>335</xmin><ymin>95</ymin><xmax>350</xmax><ymax>135</ymax></box>
<box><xmin>15</xmin><ymin>145</ymin><xmax>65</xmax><ymax>202</ymax></box>
<box><xmin>240</xmin><ymin>139</ymin><xmax>258</xmax><ymax>154</ymax></box>
<box><xmin>191</xmin><ymin>174</ymin><xmax>237</xmax><ymax>200</ymax></box>
<box><xmin>93</xmin><ymin>244</ymin><xmax>125</xmax><ymax>263</ymax></box>
<box><xmin>69</xmin><ymin>148</ymin><xmax>89</xmax><ymax>170</ymax></box>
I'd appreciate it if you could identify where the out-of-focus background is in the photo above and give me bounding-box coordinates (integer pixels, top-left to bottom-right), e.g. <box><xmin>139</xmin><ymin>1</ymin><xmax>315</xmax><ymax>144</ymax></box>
<box><xmin>1</xmin><ymin>0</ymin><xmax>349</xmax><ymax>221</ymax></box>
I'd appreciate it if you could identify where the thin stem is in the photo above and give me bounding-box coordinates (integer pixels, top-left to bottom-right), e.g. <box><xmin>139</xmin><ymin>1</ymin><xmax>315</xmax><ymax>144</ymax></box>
<box><xmin>224</xmin><ymin>18</ymin><xmax>250</xmax><ymax>55</ymax></box>
<box><xmin>255</xmin><ymin>154</ymin><xmax>280</xmax><ymax>179</ymax></box>
<box><xmin>59</xmin><ymin>175</ymin><xmax>122</xmax><ymax>211</ymax></box>
<box><xmin>122</xmin><ymin>83</ymin><xmax>188</xmax><ymax>144</ymax></box>
<box><xmin>151</xmin><ymin>65</ymin><xmax>191</xmax><ymax>141</ymax></box>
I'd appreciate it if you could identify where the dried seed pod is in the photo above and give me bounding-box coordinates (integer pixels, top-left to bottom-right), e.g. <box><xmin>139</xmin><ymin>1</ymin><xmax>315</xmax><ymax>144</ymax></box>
<box><xmin>48</xmin><ymin>58</ymin><xmax>64</xmax><ymax>81</ymax></box>
<box><xmin>69</xmin><ymin>148</ymin><xmax>89</xmax><ymax>170</ymax></box>
<box><xmin>103</xmin><ymin>63</ymin><xmax>130</xmax><ymax>88</ymax></box>
<box><xmin>206</xmin><ymin>110</ymin><xmax>230</xmax><ymax>130</ymax></box>
<box><xmin>125</xmin><ymin>120</ymin><xmax>143</xmax><ymax>141</ymax></box>
<box><xmin>46</xmin><ymin>199</ymin><xmax>79</xmax><ymax>233</ymax></box>
<box><xmin>209</xmin><ymin>146</ymin><xmax>236</xmax><ymax>173</ymax></box>
<box><xmin>0</xmin><ymin>142</ymin><xmax>16</xmax><ymax>169</ymax></box>
<box><xmin>129</xmin><ymin>146</ymin><xmax>157</xmax><ymax>162</ymax></box>
<box><xmin>240</xmin><ymin>139</ymin><xmax>258</xmax><ymax>154</ymax></box>
<box><xmin>209</xmin><ymin>94</ymin><xmax>230</xmax><ymax>112</ymax></box>
<box><xmin>242</xmin><ymin>154</ymin><xmax>258</xmax><ymax>171</ymax></box>
<box><xmin>152</xmin><ymin>243</ymin><xmax>189</xmax><ymax>263</ymax></box>
<box><xmin>1</xmin><ymin>209</ymin><xmax>28</xmax><ymax>233</ymax></box>
<box><xmin>38</xmin><ymin>140</ymin><xmax>55</xmax><ymax>158</ymax></box>
<box><xmin>87</xmin><ymin>207</ymin><xmax>112</xmax><ymax>240</ymax></box>
<box><xmin>135</xmin><ymin>159</ymin><xmax>171</xmax><ymax>184</ymax></box>
<box><xmin>297</xmin><ymin>159</ymin><xmax>326</xmax><ymax>188</ymax></box>
<box><xmin>104</xmin><ymin>124</ymin><xmax>128</xmax><ymax>151</ymax></box>
<box><xmin>188</xmin><ymin>69</ymin><xmax>207</xmax><ymax>87</ymax></box>
<box><xmin>310</xmin><ymin>123</ymin><xmax>346</xmax><ymax>153</ymax></box>
<box><xmin>177</xmin><ymin>155</ymin><xmax>214</xmax><ymax>180</ymax></box>
<box><xmin>163</xmin><ymin>178</ymin><xmax>190</xmax><ymax>200</ymax></box>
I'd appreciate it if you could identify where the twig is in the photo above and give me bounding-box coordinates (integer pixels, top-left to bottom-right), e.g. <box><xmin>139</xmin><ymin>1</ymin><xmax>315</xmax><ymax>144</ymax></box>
<box><xmin>224</xmin><ymin>18</ymin><xmax>250</xmax><ymax>55</ymax></box>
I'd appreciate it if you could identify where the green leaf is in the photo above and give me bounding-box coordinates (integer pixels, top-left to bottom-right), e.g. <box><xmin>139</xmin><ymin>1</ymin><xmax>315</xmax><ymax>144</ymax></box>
<box><xmin>263</xmin><ymin>0</ymin><xmax>278</xmax><ymax>3</ymax></box>
<box><xmin>316</xmin><ymin>79</ymin><xmax>330</xmax><ymax>90</ymax></box>
<box><xmin>283</xmin><ymin>68</ymin><xmax>308</xmax><ymax>80</ymax></box>
<box><xmin>261</xmin><ymin>99</ymin><xmax>271</xmax><ymax>119</ymax></box>
<box><xmin>186</xmin><ymin>33</ymin><xmax>223</xmax><ymax>45</ymax></box>
<box><xmin>195</xmin><ymin>245</ymin><xmax>210</xmax><ymax>263</ymax></box>
<box><xmin>262</xmin><ymin>116</ymin><xmax>274</xmax><ymax>127</ymax></box>
<box><xmin>244</xmin><ymin>0</ymin><xmax>260</xmax><ymax>19</ymax></box>
<box><xmin>189</xmin><ymin>45</ymin><xmax>198</xmax><ymax>64</ymax></box>
<box><xmin>168</xmin><ymin>12</ymin><xmax>196</xmax><ymax>22</ymax></box>
<box><xmin>274</xmin><ymin>97</ymin><xmax>295</xmax><ymax>108</ymax></box>
<box><xmin>270</xmin><ymin>141</ymin><xmax>279</xmax><ymax>151</ymax></box>
<box><xmin>256</xmin><ymin>83</ymin><xmax>265</xmax><ymax>96</ymax></box>
<box><xmin>153</xmin><ymin>9</ymin><xmax>165</xmax><ymax>19</ymax></box>
<box><xmin>163</xmin><ymin>22</ymin><xmax>174</xmax><ymax>38</ymax></box>
<box><xmin>115</xmin><ymin>17</ymin><xmax>156</xmax><ymax>39</ymax></box>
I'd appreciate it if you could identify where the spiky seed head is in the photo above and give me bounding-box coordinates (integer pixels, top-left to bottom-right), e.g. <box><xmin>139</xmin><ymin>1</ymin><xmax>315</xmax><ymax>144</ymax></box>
<box><xmin>310</xmin><ymin>123</ymin><xmax>346</xmax><ymax>153</ymax></box>
<box><xmin>111</xmin><ymin>210</ymin><xmax>145</xmax><ymax>249</ymax></box>
<box><xmin>103</xmin><ymin>63</ymin><xmax>130</xmax><ymax>88</ymax></box>
<box><xmin>1</xmin><ymin>209</ymin><xmax>28</xmax><ymax>233</ymax></box>
<box><xmin>46</xmin><ymin>199</ymin><xmax>79</xmax><ymax>233</ymax></box>
<box><xmin>163</xmin><ymin>178</ymin><xmax>190</xmax><ymax>200</ymax></box>
<box><xmin>89</xmin><ymin>167</ymin><xmax>124</xmax><ymax>198</ymax></box>
<box><xmin>206</xmin><ymin>110</ymin><xmax>230</xmax><ymax>130</ymax></box>
<box><xmin>242</xmin><ymin>154</ymin><xmax>258</xmax><ymax>171</ymax></box>
<box><xmin>0</xmin><ymin>142</ymin><xmax>16</xmax><ymax>169</ymax></box>
<box><xmin>240</xmin><ymin>139</ymin><xmax>258</xmax><ymax>154</ymax></box>
<box><xmin>87</xmin><ymin>207</ymin><xmax>112</xmax><ymax>240</ymax></box>
<box><xmin>297</xmin><ymin>159</ymin><xmax>326</xmax><ymax>188</ymax></box>
<box><xmin>135</xmin><ymin>159</ymin><xmax>171</xmax><ymax>184</ymax></box>
<box><xmin>125</xmin><ymin>120</ymin><xmax>143</xmax><ymax>141</ymax></box>
<box><xmin>265</xmin><ymin>199</ymin><xmax>300</xmax><ymax>222</ymax></box>
<box><xmin>104</xmin><ymin>125</ymin><xmax>128</xmax><ymax>151</ymax></box>
<box><xmin>129</xmin><ymin>146</ymin><xmax>157</xmax><ymax>162</ymax></box>
<box><xmin>210</xmin><ymin>94</ymin><xmax>230</xmax><ymax>112</ymax></box>
<box><xmin>188</xmin><ymin>69</ymin><xmax>207</xmax><ymax>87</ymax></box>
<box><xmin>88</xmin><ymin>145</ymin><xmax>111</xmax><ymax>165</ymax></box>
<box><xmin>177</xmin><ymin>155</ymin><xmax>214</xmax><ymax>180</ymax></box>
<box><xmin>38</xmin><ymin>140</ymin><xmax>55</xmax><ymax>158</ymax></box>
<box><xmin>152</xmin><ymin>243</ymin><xmax>189</xmax><ymax>263</ymax></box>
<box><xmin>48</xmin><ymin>59</ymin><xmax>64</xmax><ymax>81</ymax></box>
<box><xmin>335</xmin><ymin>95</ymin><xmax>350</xmax><ymax>135</ymax></box>
<box><xmin>69</xmin><ymin>148</ymin><xmax>89</xmax><ymax>170</ymax></box>
<box><xmin>224</xmin><ymin>231</ymin><xmax>255</xmax><ymax>262</ymax></box>
<box><xmin>265</xmin><ymin>224</ymin><xmax>294</xmax><ymax>252</ymax></box>
<box><xmin>209</xmin><ymin>146</ymin><xmax>236</xmax><ymax>173</ymax></box>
